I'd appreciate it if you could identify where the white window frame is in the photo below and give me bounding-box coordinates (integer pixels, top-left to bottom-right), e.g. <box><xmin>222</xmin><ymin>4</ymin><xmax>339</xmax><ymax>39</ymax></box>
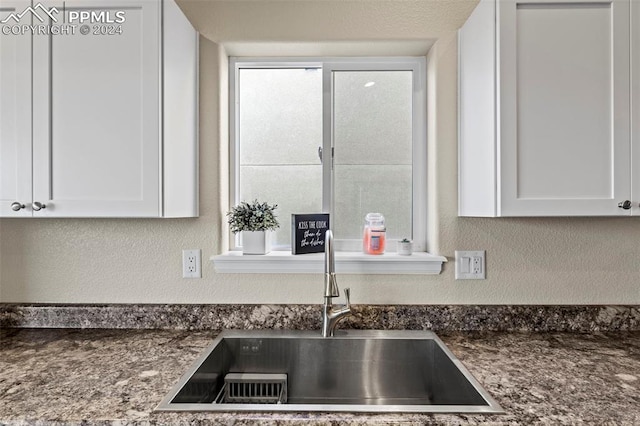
<box><xmin>229</xmin><ymin>57</ymin><xmax>427</xmax><ymax>253</ymax></box>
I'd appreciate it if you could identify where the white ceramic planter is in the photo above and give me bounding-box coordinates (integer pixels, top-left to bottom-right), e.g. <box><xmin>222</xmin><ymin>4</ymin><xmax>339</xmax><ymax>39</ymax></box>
<box><xmin>397</xmin><ymin>241</ymin><xmax>413</xmax><ymax>256</ymax></box>
<box><xmin>242</xmin><ymin>231</ymin><xmax>271</xmax><ymax>255</ymax></box>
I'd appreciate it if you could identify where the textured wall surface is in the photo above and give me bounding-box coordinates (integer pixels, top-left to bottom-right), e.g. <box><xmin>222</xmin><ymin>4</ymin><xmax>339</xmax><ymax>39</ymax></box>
<box><xmin>1</xmin><ymin>0</ymin><xmax>639</xmax><ymax>304</ymax></box>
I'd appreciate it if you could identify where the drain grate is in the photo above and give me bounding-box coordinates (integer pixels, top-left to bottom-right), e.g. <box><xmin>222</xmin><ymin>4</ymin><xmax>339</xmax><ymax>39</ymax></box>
<box><xmin>216</xmin><ymin>373</ymin><xmax>287</xmax><ymax>404</ymax></box>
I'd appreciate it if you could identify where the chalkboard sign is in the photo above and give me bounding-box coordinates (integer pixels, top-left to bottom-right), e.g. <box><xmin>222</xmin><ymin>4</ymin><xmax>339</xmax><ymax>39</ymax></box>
<box><xmin>291</xmin><ymin>214</ymin><xmax>330</xmax><ymax>255</ymax></box>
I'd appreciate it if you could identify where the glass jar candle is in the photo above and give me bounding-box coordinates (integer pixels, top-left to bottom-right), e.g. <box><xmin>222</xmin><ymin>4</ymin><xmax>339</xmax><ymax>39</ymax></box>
<box><xmin>363</xmin><ymin>212</ymin><xmax>386</xmax><ymax>255</ymax></box>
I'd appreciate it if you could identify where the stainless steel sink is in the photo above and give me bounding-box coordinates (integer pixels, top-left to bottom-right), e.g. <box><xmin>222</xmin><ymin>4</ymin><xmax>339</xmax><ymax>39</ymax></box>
<box><xmin>156</xmin><ymin>330</ymin><xmax>503</xmax><ymax>414</ymax></box>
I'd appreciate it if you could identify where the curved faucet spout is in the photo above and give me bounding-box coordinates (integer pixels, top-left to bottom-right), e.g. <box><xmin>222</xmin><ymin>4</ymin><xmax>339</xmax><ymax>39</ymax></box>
<box><xmin>325</xmin><ymin>230</ymin><xmax>335</xmax><ymax>274</ymax></box>
<box><xmin>324</xmin><ymin>230</ymin><xmax>339</xmax><ymax>298</ymax></box>
<box><xmin>322</xmin><ymin>230</ymin><xmax>352</xmax><ymax>337</ymax></box>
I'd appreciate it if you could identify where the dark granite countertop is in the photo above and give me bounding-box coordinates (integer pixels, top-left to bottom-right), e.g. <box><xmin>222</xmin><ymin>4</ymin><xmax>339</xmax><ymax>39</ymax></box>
<box><xmin>1</xmin><ymin>328</ymin><xmax>639</xmax><ymax>425</ymax></box>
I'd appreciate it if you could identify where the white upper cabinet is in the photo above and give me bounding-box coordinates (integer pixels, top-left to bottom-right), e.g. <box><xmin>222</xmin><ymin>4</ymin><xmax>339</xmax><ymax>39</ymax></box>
<box><xmin>0</xmin><ymin>1</ymin><xmax>32</xmax><ymax>217</ymax></box>
<box><xmin>458</xmin><ymin>0</ymin><xmax>631</xmax><ymax>217</ymax></box>
<box><xmin>632</xmin><ymin>0</ymin><xmax>640</xmax><ymax>215</ymax></box>
<box><xmin>0</xmin><ymin>0</ymin><xmax>198</xmax><ymax>218</ymax></box>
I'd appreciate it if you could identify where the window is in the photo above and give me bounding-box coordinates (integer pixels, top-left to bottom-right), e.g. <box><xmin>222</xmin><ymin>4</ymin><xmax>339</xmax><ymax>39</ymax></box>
<box><xmin>230</xmin><ymin>57</ymin><xmax>427</xmax><ymax>252</ymax></box>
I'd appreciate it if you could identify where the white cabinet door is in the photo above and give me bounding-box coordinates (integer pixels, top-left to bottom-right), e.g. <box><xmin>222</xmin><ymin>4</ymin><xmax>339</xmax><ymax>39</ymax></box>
<box><xmin>632</xmin><ymin>0</ymin><xmax>640</xmax><ymax>215</ymax></box>
<box><xmin>499</xmin><ymin>0</ymin><xmax>630</xmax><ymax>216</ymax></box>
<box><xmin>32</xmin><ymin>0</ymin><xmax>161</xmax><ymax>217</ymax></box>
<box><xmin>0</xmin><ymin>0</ymin><xmax>32</xmax><ymax>217</ymax></box>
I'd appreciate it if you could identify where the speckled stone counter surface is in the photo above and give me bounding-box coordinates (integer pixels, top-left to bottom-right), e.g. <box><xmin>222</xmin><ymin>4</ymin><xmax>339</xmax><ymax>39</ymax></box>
<box><xmin>1</xmin><ymin>328</ymin><xmax>639</xmax><ymax>425</ymax></box>
<box><xmin>1</xmin><ymin>304</ymin><xmax>639</xmax><ymax>332</ymax></box>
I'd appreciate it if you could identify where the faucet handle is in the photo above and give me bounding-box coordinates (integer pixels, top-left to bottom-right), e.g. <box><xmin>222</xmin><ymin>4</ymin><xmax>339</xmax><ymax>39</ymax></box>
<box><xmin>343</xmin><ymin>287</ymin><xmax>351</xmax><ymax>308</ymax></box>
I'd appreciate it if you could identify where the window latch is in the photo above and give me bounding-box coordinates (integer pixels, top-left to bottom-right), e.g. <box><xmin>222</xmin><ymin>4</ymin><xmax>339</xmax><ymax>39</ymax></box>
<box><xmin>331</xmin><ymin>147</ymin><xmax>334</xmax><ymax>170</ymax></box>
<box><xmin>318</xmin><ymin>146</ymin><xmax>323</xmax><ymax>163</ymax></box>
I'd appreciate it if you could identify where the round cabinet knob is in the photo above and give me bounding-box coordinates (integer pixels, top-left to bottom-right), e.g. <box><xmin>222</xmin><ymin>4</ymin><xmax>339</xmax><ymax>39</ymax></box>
<box><xmin>618</xmin><ymin>200</ymin><xmax>632</xmax><ymax>210</ymax></box>
<box><xmin>11</xmin><ymin>202</ymin><xmax>25</xmax><ymax>211</ymax></box>
<box><xmin>32</xmin><ymin>201</ymin><xmax>47</xmax><ymax>211</ymax></box>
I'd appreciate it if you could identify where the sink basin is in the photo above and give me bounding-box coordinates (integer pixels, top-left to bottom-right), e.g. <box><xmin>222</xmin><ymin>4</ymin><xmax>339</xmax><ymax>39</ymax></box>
<box><xmin>156</xmin><ymin>330</ymin><xmax>503</xmax><ymax>414</ymax></box>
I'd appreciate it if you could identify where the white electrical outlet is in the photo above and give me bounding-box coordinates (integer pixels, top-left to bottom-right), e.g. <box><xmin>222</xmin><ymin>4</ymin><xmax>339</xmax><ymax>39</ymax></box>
<box><xmin>182</xmin><ymin>249</ymin><xmax>201</xmax><ymax>278</ymax></box>
<box><xmin>455</xmin><ymin>250</ymin><xmax>486</xmax><ymax>280</ymax></box>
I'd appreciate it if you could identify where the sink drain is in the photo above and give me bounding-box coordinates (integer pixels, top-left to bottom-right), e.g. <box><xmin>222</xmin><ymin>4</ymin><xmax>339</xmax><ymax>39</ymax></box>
<box><xmin>216</xmin><ymin>373</ymin><xmax>287</xmax><ymax>404</ymax></box>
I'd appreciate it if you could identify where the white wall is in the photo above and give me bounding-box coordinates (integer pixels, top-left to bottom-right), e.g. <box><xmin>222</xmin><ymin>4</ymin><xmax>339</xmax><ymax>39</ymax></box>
<box><xmin>1</xmin><ymin>0</ymin><xmax>639</xmax><ymax>305</ymax></box>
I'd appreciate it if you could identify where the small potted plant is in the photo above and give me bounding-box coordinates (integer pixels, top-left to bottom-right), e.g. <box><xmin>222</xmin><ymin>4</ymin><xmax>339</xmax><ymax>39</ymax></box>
<box><xmin>227</xmin><ymin>200</ymin><xmax>280</xmax><ymax>255</ymax></box>
<box><xmin>397</xmin><ymin>238</ymin><xmax>413</xmax><ymax>256</ymax></box>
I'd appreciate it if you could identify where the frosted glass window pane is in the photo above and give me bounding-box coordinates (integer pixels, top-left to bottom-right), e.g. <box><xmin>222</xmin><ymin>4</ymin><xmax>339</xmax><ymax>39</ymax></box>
<box><xmin>238</xmin><ymin>68</ymin><xmax>322</xmax><ymax>246</ymax></box>
<box><xmin>333</xmin><ymin>71</ymin><xmax>413</xmax><ymax>240</ymax></box>
<box><xmin>240</xmin><ymin>166</ymin><xmax>322</xmax><ymax>246</ymax></box>
<box><xmin>334</xmin><ymin>165</ymin><xmax>412</xmax><ymax>240</ymax></box>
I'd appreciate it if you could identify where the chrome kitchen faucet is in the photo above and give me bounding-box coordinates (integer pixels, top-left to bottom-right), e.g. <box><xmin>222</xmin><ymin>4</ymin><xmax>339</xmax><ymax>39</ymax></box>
<box><xmin>322</xmin><ymin>230</ymin><xmax>352</xmax><ymax>337</ymax></box>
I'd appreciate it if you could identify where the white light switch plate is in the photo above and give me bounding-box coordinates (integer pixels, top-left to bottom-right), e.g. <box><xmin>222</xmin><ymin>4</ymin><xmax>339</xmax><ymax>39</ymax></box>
<box><xmin>455</xmin><ymin>250</ymin><xmax>485</xmax><ymax>280</ymax></box>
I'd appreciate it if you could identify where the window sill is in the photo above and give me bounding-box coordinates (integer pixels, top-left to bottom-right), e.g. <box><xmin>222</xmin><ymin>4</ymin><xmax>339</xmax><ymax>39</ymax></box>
<box><xmin>211</xmin><ymin>251</ymin><xmax>447</xmax><ymax>275</ymax></box>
